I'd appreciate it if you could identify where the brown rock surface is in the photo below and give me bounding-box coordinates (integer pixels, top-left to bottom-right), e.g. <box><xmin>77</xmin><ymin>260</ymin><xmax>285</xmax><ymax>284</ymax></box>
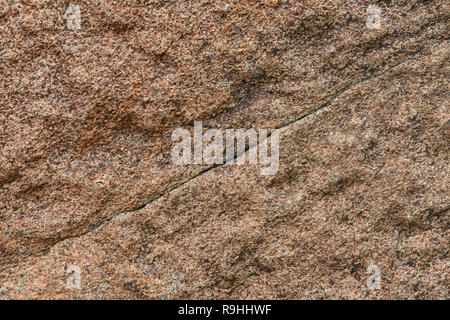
<box><xmin>0</xmin><ymin>0</ymin><xmax>448</xmax><ymax>299</ymax></box>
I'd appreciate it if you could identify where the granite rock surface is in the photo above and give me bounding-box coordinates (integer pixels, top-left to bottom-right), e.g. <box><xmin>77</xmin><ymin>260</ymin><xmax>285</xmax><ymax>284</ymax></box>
<box><xmin>0</xmin><ymin>0</ymin><xmax>448</xmax><ymax>299</ymax></box>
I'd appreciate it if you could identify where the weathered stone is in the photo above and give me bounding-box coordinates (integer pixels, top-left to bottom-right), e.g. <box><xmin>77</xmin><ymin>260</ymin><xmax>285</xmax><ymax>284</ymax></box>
<box><xmin>0</xmin><ymin>0</ymin><xmax>448</xmax><ymax>299</ymax></box>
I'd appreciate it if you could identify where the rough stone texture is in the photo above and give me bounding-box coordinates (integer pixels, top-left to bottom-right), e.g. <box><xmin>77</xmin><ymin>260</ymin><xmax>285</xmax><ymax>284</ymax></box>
<box><xmin>0</xmin><ymin>0</ymin><xmax>448</xmax><ymax>299</ymax></box>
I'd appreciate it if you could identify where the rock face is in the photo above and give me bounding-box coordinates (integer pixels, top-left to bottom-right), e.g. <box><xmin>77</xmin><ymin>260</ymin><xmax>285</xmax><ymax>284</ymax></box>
<box><xmin>0</xmin><ymin>0</ymin><xmax>448</xmax><ymax>299</ymax></box>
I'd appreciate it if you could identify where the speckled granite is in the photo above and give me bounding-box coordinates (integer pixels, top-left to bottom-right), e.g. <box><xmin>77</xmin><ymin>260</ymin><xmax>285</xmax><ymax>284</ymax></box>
<box><xmin>0</xmin><ymin>1</ymin><xmax>448</xmax><ymax>299</ymax></box>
